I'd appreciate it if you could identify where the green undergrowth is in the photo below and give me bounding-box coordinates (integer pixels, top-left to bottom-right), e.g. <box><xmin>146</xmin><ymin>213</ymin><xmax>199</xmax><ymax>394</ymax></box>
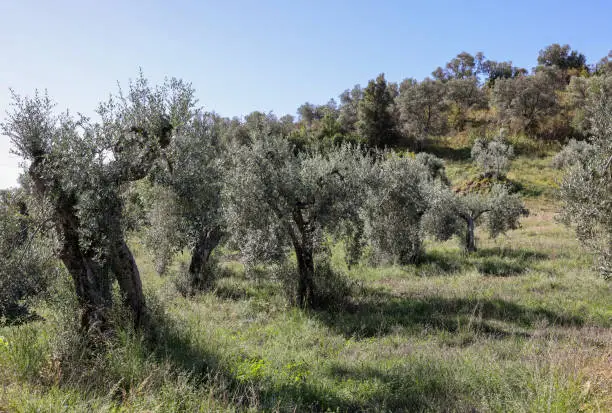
<box><xmin>1</xmin><ymin>143</ymin><xmax>611</xmax><ymax>412</ymax></box>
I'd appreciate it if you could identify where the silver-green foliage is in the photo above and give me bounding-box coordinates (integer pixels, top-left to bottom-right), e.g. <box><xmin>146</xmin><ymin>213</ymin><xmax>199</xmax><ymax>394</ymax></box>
<box><xmin>422</xmin><ymin>184</ymin><xmax>527</xmax><ymax>252</ymax></box>
<box><xmin>223</xmin><ymin>135</ymin><xmax>371</xmax><ymax>306</ymax></box>
<box><xmin>2</xmin><ymin>74</ymin><xmax>195</xmax><ymax>329</ymax></box>
<box><xmin>0</xmin><ymin>190</ymin><xmax>56</xmax><ymax>318</ymax></box>
<box><xmin>471</xmin><ymin>130</ymin><xmax>514</xmax><ymax>178</ymax></box>
<box><xmin>143</xmin><ymin>112</ymin><xmax>225</xmax><ymax>276</ymax></box>
<box><xmin>362</xmin><ymin>153</ymin><xmax>432</xmax><ymax>264</ymax></box>
<box><xmin>141</xmin><ymin>185</ymin><xmax>185</xmax><ymax>275</ymax></box>
<box><xmin>551</xmin><ymin>139</ymin><xmax>597</xmax><ymax>169</ymax></box>
<box><xmin>223</xmin><ymin>136</ymin><xmax>370</xmax><ymax>266</ymax></box>
<box><xmin>559</xmin><ymin>75</ymin><xmax>612</xmax><ymax>278</ymax></box>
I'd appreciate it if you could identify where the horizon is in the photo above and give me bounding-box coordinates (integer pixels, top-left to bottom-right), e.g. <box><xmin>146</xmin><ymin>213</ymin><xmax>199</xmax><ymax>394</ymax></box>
<box><xmin>2</xmin><ymin>0</ymin><xmax>611</xmax><ymax>189</ymax></box>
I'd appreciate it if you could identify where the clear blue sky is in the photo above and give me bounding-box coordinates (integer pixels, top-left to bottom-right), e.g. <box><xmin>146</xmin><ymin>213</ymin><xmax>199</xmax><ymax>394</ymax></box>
<box><xmin>1</xmin><ymin>0</ymin><xmax>611</xmax><ymax>188</ymax></box>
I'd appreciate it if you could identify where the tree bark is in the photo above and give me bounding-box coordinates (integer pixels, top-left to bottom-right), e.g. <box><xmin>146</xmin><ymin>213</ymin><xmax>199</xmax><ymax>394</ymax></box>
<box><xmin>291</xmin><ymin>208</ymin><xmax>316</xmax><ymax>308</ymax></box>
<box><xmin>110</xmin><ymin>240</ymin><xmax>147</xmax><ymax>327</ymax></box>
<box><xmin>189</xmin><ymin>227</ymin><xmax>222</xmax><ymax>291</ymax></box>
<box><xmin>294</xmin><ymin>241</ymin><xmax>315</xmax><ymax>309</ymax></box>
<box><xmin>56</xmin><ymin>199</ymin><xmax>113</xmax><ymax>334</ymax></box>
<box><xmin>465</xmin><ymin>216</ymin><xmax>477</xmax><ymax>252</ymax></box>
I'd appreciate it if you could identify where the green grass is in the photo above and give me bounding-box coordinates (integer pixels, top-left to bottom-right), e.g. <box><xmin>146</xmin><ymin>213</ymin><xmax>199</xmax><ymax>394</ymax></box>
<box><xmin>1</xmin><ymin>142</ymin><xmax>611</xmax><ymax>412</ymax></box>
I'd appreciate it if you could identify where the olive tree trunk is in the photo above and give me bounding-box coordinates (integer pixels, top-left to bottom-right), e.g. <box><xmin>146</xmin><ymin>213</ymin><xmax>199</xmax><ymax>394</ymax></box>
<box><xmin>189</xmin><ymin>227</ymin><xmax>222</xmax><ymax>290</ymax></box>
<box><xmin>110</xmin><ymin>240</ymin><xmax>147</xmax><ymax>327</ymax></box>
<box><xmin>291</xmin><ymin>208</ymin><xmax>316</xmax><ymax>308</ymax></box>
<box><xmin>55</xmin><ymin>195</ymin><xmax>113</xmax><ymax>333</ymax></box>
<box><xmin>465</xmin><ymin>215</ymin><xmax>477</xmax><ymax>253</ymax></box>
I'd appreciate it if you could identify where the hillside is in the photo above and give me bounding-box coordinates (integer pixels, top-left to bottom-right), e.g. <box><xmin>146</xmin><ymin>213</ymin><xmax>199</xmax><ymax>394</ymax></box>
<box><xmin>1</xmin><ymin>142</ymin><xmax>610</xmax><ymax>412</ymax></box>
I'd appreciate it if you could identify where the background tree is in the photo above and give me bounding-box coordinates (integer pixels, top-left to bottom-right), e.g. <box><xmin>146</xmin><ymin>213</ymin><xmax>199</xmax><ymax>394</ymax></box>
<box><xmin>479</xmin><ymin>59</ymin><xmax>527</xmax><ymax>87</ymax></box>
<box><xmin>362</xmin><ymin>152</ymin><xmax>446</xmax><ymax>264</ymax></box>
<box><xmin>444</xmin><ymin>78</ymin><xmax>487</xmax><ymax>131</ymax></box>
<box><xmin>397</xmin><ymin>78</ymin><xmax>447</xmax><ymax>147</ymax></box>
<box><xmin>223</xmin><ymin>136</ymin><xmax>370</xmax><ymax>307</ymax></box>
<box><xmin>146</xmin><ymin>111</ymin><xmax>226</xmax><ymax>292</ymax></box>
<box><xmin>432</xmin><ymin>51</ymin><xmax>478</xmax><ymax>80</ymax></box>
<box><xmin>537</xmin><ymin>44</ymin><xmax>587</xmax><ymax>72</ymax></box>
<box><xmin>559</xmin><ymin>75</ymin><xmax>612</xmax><ymax>277</ymax></box>
<box><xmin>0</xmin><ymin>188</ymin><xmax>56</xmax><ymax>320</ymax></box>
<box><xmin>338</xmin><ymin>85</ymin><xmax>363</xmax><ymax>135</ymax></box>
<box><xmin>423</xmin><ymin>184</ymin><xmax>528</xmax><ymax>252</ymax></box>
<box><xmin>595</xmin><ymin>51</ymin><xmax>612</xmax><ymax>75</ymax></box>
<box><xmin>493</xmin><ymin>71</ymin><xmax>559</xmax><ymax>137</ymax></box>
<box><xmin>1</xmin><ymin>76</ymin><xmax>194</xmax><ymax>332</ymax></box>
<box><xmin>357</xmin><ymin>73</ymin><xmax>398</xmax><ymax>147</ymax></box>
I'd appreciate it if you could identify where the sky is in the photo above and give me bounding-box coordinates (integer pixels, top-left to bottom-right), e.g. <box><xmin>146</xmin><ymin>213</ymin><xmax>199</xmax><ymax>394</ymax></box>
<box><xmin>1</xmin><ymin>0</ymin><xmax>611</xmax><ymax>189</ymax></box>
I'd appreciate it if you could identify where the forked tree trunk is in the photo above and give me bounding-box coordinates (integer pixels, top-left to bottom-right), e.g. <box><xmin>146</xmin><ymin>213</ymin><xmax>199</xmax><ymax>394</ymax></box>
<box><xmin>189</xmin><ymin>227</ymin><xmax>222</xmax><ymax>291</ymax></box>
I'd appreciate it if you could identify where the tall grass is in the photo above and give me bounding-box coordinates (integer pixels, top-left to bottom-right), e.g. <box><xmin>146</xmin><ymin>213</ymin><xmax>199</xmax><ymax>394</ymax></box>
<box><xmin>1</xmin><ymin>146</ymin><xmax>611</xmax><ymax>412</ymax></box>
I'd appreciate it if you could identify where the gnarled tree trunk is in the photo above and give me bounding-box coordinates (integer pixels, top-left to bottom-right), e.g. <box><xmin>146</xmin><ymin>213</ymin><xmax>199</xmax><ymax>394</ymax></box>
<box><xmin>294</xmin><ymin>241</ymin><xmax>315</xmax><ymax>309</ymax></box>
<box><xmin>54</xmin><ymin>193</ymin><xmax>113</xmax><ymax>334</ymax></box>
<box><xmin>292</xmin><ymin>208</ymin><xmax>316</xmax><ymax>308</ymax></box>
<box><xmin>110</xmin><ymin>239</ymin><xmax>146</xmax><ymax>327</ymax></box>
<box><xmin>189</xmin><ymin>227</ymin><xmax>222</xmax><ymax>291</ymax></box>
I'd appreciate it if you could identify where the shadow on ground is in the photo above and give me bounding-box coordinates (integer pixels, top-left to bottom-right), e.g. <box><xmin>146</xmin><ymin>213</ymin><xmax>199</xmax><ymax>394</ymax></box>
<box><xmin>424</xmin><ymin>144</ymin><xmax>472</xmax><ymax>161</ymax></box>
<box><xmin>314</xmin><ymin>289</ymin><xmax>582</xmax><ymax>340</ymax></box>
<box><xmin>141</xmin><ymin>308</ymin><xmax>492</xmax><ymax>412</ymax></box>
<box><xmin>417</xmin><ymin>247</ymin><xmax>548</xmax><ymax>277</ymax></box>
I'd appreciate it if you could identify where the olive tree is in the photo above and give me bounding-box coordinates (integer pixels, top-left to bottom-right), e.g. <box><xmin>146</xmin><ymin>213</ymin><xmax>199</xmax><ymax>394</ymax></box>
<box><xmin>1</xmin><ymin>75</ymin><xmax>193</xmax><ymax>332</ymax></box>
<box><xmin>493</xmin><ymin>72</ymin><xmax>559</xmax><ymax>136</ymax></box>
<box><xmin>471</xmin><ymin>130</ymin><xmax>515</xmax><ymax>178</ymax></box>
<box><xmin>223</xmin><ymin>136</ymin><xmax>370</xmax><ymax>307</ymax></box>
<box><xmin>559</xmin><ymin>75</ymin><xmax>612</xmax><ymax>278</ymax></box>
<box><xmin>361</xmin><ymin>152</ymin><xmax>445</xmax><ymax>264</ymax></box>
<box><xmin>145</xmin><ymin>111</ymin><xmax>225</xmax><ymax>291</ymax></box>
<box><xmin>423</xmin><ymin>184</ymin><xmax>528</xmax><ymax>252</ymax></box>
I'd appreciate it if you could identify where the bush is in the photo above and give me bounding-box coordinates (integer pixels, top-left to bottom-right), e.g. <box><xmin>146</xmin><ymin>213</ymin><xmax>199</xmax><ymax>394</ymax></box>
<box><xmin>551</xmin><ymin>139</ymin><xmax>596</xmax><ymax>169</ymax></box>
<box><xmin>471</xmin><ymin>129</ymin><xmax>514</xmax><ymax>178</ymax></box>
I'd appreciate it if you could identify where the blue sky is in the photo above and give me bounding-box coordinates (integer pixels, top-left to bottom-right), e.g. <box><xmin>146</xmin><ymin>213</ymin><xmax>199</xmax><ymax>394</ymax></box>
<box><xmin>1</xmin><ymin>0</ymin><xmax>611</xmax><ymax>188</ymax></box>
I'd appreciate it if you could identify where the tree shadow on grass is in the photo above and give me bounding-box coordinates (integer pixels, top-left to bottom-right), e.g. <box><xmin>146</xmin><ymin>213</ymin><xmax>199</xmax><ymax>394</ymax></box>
<box><xmin>142</xmin><ymin>309</ymin><xmax>473</xmax><ymax>412</ymax></box>
<box><xmin>141</xmin><ymin>309</ymin><xmax>360</xmax><ymax>411</ymax></box>
<box><xmin>0</xmin><ymin>304</ymin><xmax>44</xmax><ymax>326</ymax></box>
<box><xmin>314</xmin><ymin>289</ymin><xmax>582</xmax><ymax>340</ymax></box>
<box><xmin>417</xmin><ymin>247</ymin><xmax>548</xmax><ymax>277</ymax></box>
<box><xmin>424</xmin><ymin>144</ymin><xmax>472</xmax><ymax>162</ymax></box>
<box><xmin>325</xmin><ymin>362</ymin><xmax>472</xmax><ymax>412</ymax></box>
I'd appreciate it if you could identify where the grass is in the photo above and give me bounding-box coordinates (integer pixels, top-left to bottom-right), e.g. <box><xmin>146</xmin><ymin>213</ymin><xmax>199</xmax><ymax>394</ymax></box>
<box><xmin>1</xmin><ymin>140</ymin><xmax>611</xmax><ymax>412</ymax></box>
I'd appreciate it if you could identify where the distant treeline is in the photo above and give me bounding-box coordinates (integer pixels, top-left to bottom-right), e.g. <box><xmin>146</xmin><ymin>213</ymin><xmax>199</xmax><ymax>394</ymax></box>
<box><xmin>212</xmin><ymin>44</ymin><xmax>612</xmax><ymax>148</ymax></box>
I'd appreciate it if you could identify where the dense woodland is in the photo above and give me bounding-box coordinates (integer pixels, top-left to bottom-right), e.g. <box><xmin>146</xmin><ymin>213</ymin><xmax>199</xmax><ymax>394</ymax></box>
<box><xmin>0</xmin><ymin>44</ymin><xmax>611</xmax><ymax>412</ymax></box>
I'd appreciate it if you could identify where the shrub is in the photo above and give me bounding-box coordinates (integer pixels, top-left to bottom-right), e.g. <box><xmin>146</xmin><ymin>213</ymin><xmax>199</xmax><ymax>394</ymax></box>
<box><xmin>551</xmin><ymin>139</ymin><xmax>597</xmax><ymax>169</ymax></box>
<box><xmin>471</xmin><ymin>129</ymin><xmax>514</xmax><ymax>178</ymax></box>
<box><xmin>0</xmin><ymin>191</ymin><xmax>55</xmax><ymax>321</ymax></box>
